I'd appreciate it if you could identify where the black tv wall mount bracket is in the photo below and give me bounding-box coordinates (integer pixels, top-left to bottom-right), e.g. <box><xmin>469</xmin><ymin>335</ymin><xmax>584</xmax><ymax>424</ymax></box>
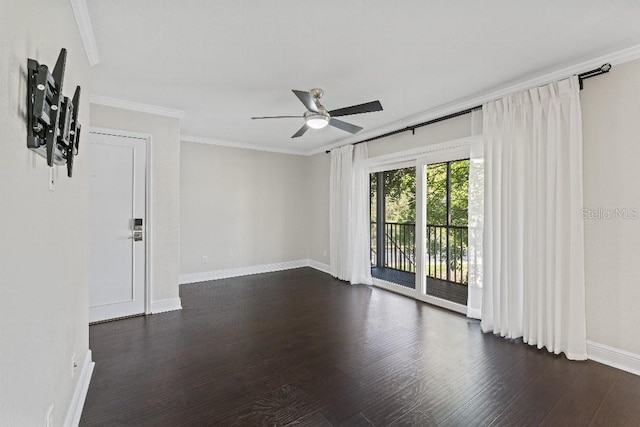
<box><xmin>27</xmin><ymin>48</ymin><xmax>82</xmax><ymax>177</ymax></box>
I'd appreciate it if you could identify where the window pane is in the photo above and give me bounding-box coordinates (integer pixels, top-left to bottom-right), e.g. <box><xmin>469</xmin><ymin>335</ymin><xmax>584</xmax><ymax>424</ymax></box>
<box><xmin>370</xmin><ymin>167</ymin><xmax>417</xmax><ymax>287</ymax></box>
<box><xmin>450</xmin><ymin>159</ymin><xmax>469</xmax><ymax>226</ymax></box>
<box><xmin>384</xmin><ymin>167</ymin><xmax>416</xmax><ymax>223</ymax></box>
<box><xmin>425</xmin><ymin>158</ymin><xmax>469</xmax><ymax>305</ymax></box>
<box><xmin>426</xmin><ymin>162</ymin><xmax>447</xmax><ymax>225</ymax></box>
<box><xmin>370</xmin><ymin>173</ymin><xmax>377</xmax><ymax>223</ymax></box>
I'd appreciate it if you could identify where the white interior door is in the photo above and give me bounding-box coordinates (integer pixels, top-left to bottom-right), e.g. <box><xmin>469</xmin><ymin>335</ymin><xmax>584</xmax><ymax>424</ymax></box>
<box><xmin>89</xmin><ymin>131</ymin><xmax>146</xmax><ymax>323</ymax></box>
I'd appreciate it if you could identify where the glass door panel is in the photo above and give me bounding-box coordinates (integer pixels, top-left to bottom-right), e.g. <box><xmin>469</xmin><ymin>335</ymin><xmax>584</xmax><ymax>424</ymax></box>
<box><xmin>425</xmin><ymin>159</ymin><xmax>469</xmax><ymax>304</ymax></box>
<box><xmin>370</xmin><ymin>167</ymin><xmax>416</xmax><ymax>289</ymax></box>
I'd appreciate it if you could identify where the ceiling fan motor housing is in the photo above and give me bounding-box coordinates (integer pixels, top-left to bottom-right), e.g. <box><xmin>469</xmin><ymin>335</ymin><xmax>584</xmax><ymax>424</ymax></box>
<box><xmin>310</xmin><ymin>88</ymin><xmax>326</xmax><ymax>111</ymax></box>
<box><xmin>310</xmin><ymin>88</ymin><xmax>324</xmax><ymax>100</ymax></box>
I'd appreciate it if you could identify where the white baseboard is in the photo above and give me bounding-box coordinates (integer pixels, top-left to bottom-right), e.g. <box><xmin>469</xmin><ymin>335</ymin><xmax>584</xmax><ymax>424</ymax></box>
<box><xmin>307</xmin><ymin>259</ymin><xmax>331</xmax><ymax>275</ymax></box>
<box><xmin>64</xmin><ymin>349</ymin><xmax>95</xmax><ymax>427</ymax></box>
<box><xmin>587</xmin><ymin>341</ymin><xmax>640</xmax><ymax>377</ymax></box>
<box><xmin>180</xmin><ymin>260</ymin><xmax>314</xmax><ymax>284</ymax></box>
<box><xmin>150</xmin><ymin>298</ymin><xmax>182</xmax><ymax>314</ymax></box>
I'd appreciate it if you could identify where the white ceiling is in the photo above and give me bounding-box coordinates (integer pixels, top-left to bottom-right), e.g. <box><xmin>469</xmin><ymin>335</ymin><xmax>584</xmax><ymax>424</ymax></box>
<box><xmin>87</xmin><ymin>0</ymin><xmax>640</xmax><ymax>154</ymax></box>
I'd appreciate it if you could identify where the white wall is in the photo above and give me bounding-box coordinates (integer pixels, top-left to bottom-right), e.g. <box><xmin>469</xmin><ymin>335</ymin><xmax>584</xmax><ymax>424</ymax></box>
<box><xmin>0</xmin><ymin>1</ymin><xmax>91</xmax><ymax>425</ymax></box>
<box><xmin>306</xmin><ymin>152</ymin><xmax>331</xmax><ymax>265</ymax></box>
<box><xmin>178</xmin><ymin>115</ymin><xmax>475</xmax><ymax>274</ymax></box>
<box><xmin>582</xmin><ymin>58</ymin><xmax>640</xmax><ymax>356</ymax></box>
<box><xmin>90</xmin><ymin>105</ymin><xmax>181</xmax><ymax>303</ymax></box>
<box><xmin>180</xmin><ymin>142</ymin><xmax>309</xmax><ymax>275</ymax></box>
<box><xmin>366</xmin><ymin>114</ymin><xmax>473</xmax><ymax>158</ymax></box>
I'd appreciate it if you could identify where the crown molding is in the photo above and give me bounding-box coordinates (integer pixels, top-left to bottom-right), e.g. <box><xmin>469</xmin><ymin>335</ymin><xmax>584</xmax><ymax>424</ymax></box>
<box><xmin>598</xmin><ymin>43</ymin><xmax>640</xmax><ymax>66</ymax></box>
<box><xmin>70</xmin><ymin>0</ymin><xmax>100</xmax><ymax>66</ymax></box>
<box><xmin>181</xmin><ymin>134</ymin><xmax>308</xmax><ymax>156</ymax></box>
<box><xmin>90</xmin><ymin>95</ymin><xmax>186</xmax><ymax>119</ymax></box>
<box><xmin>310</xmin><ymin>43</ymin><xmax>640</xmax><ymax>155</ymax></box>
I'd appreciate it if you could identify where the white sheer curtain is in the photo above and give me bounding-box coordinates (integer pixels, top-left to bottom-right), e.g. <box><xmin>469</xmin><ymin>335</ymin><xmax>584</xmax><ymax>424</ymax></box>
<box><xmin>330</xmin><ymin>145</ymin><xmax>353</xmax><ymax>281</ymax></box>
<box><xmin>467</xmin><ymin>109</ymin><xmax>484</xmax><ymax>319</ymax></box>
<box><xmin>349</xmin><ymin>144</ymin><xmax>373</xmax><ymax>285</ymax></box>
<box><xmin>481</xmin><ymin>76</ymin><xmax>587</xmax><ymax>360</ymax></box>
<box><xmin>329</xmin><ymin>144</ymin><xmax>373</xmax><ymax>285</ymax></box>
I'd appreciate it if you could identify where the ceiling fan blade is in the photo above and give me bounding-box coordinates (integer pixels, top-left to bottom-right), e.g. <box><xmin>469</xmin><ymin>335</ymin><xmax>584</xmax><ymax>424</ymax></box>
<box><xmin>291</xmin><ymin>124</ymin><xmax>308</xmax><ymax>138</ymax></box>
<box><xmin>329</xmin><ymin>118</ymin><xmax>363</xmax><ymax>134</ymax></box>
<box><xmin>329</xmin><ymin>100</ymin><xmax>383</xmax><ymax>117</ymax></box>
<box><xmin>251</xmin><ymin>115</ymin><xmax>302</xmax><ymax>119</ymax></box>
<box><xmin>292</xmin><ymin>90</ymin><xmax>319</xmax><ymax>113</ymax></box>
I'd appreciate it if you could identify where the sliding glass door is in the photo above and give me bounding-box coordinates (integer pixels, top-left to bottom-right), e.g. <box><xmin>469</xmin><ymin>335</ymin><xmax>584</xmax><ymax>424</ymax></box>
<box><xmin>368</xmin><ymin>140</ymin><xmax>473</xmax><ymax>313</ymax></box>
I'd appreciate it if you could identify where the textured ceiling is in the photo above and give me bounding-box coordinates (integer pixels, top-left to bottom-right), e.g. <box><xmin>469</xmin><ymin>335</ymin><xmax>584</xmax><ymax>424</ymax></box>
<box><xmin>87</xmin><ymin>0</ymin><xmax>640</xmax><ymax>154</ymax></box>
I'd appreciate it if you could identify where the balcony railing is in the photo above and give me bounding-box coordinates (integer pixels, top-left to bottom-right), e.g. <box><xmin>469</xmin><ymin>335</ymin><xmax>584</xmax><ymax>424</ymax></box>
<box><xmin>371</xmin><ymin>222</ymin><xmax>468</xmax><ymax>285</ymax></box>
<box><xmin>426</xmin><ymin>224</ymin><xmax>468</xmax><ymax>285</ymax></box>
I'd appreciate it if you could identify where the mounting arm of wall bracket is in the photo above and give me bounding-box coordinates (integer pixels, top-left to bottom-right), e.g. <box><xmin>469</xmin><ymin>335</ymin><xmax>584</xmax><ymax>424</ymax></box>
<box><xmin>27</xmin><ymin>48</ymin><xmax>82</xmax><ymax>177</ymax></box>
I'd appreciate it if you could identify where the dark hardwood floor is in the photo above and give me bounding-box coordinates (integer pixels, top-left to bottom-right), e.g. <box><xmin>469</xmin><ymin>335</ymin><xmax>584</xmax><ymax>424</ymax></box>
<box><xmin>81</xmin><ymin>268</ymin><xmax>640</xmax><ymax>426</ymax></box>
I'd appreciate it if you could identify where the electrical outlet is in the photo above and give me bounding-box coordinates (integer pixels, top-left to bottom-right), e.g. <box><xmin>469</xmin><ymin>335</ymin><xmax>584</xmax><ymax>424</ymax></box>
<box><xmin>323</xmin><ymin>250</ymin><xmax>327</xmax><ymax>257</ymax></box>
<box><xmin>46</xmin><ymin>404</ymin><xmax>54</xmax><ymax>427</ymax></box>
<box><xmin>202</xmin><ymin>256</ymin><xmax>208</xmax><ymax>264</ymax></box>
<box><xmin>71</xmin><ymin>352</ymin><xmax>77</xmax><ymax>376</ymax></box>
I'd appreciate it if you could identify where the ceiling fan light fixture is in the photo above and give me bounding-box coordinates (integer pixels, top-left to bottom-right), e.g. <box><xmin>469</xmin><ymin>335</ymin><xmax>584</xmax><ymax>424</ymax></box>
<box><xmin>305</xmin><ymin>112</ymin><xmax>330</xmax><ymax>129</ymax></box>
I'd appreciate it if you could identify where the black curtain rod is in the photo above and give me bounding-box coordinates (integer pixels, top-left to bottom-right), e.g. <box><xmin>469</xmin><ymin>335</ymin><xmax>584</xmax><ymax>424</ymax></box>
<box><xmin>577</xmin><ymin>63</ymin><xmax>611</xmax><ymax>89</ymax></box>
<box><xmin>326</xmin><ymin>63</ymin><xmax>611</xmax><ymax>153</ymax></box>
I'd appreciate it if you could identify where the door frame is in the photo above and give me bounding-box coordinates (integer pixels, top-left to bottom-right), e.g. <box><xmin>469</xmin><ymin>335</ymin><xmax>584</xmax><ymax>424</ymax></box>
<box><xmin>89</xmin><ymin>127</ymin><xmax>153</xmax><ymax>316</ymax></box>
<box><xmin>366</xmin><ymin>135</ymin><xmax>480</xmax><ymax>315</ymax></box>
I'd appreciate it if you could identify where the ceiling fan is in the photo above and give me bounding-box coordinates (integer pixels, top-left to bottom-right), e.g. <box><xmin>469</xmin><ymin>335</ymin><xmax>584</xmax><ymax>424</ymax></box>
<box><xmin>251</xmin><ymin>88</ymin><xmax>383</xmax><ymax>138</ymax></box>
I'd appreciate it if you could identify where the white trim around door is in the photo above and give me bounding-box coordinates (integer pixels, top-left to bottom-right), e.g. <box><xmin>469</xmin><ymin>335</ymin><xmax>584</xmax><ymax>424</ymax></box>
<box><xmin>89</xmin><ymin>127</ymin><xmax>153</xmax><ymax>317</ymax></box>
